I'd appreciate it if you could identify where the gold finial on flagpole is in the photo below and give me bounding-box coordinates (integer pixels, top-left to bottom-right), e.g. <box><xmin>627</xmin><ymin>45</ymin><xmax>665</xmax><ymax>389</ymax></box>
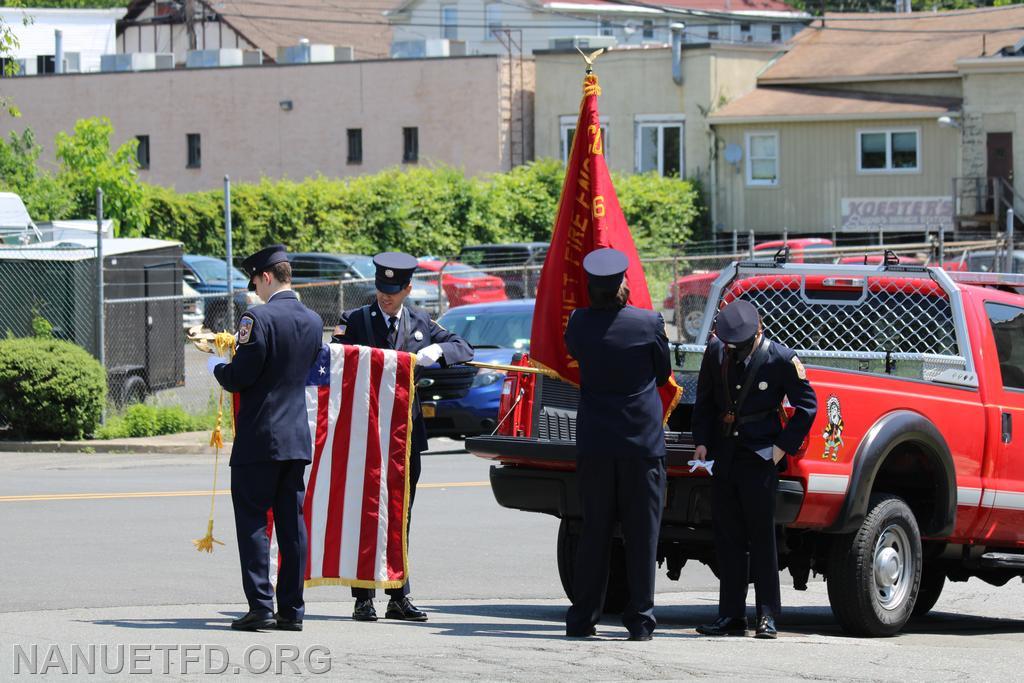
<box><xmin>576</xmin><ymin>46</ymin><xmax>605</xmax><ymax>74</ymax></box>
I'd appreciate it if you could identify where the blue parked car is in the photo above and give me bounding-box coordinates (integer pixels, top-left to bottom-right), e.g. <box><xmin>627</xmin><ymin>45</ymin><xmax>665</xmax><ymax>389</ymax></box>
<box><xmin>420</xmin><ymin>299</ymin><xmax>534</xmax><ymax>438</ymax></box>
<box><xmin>182</xmin><ymin>254</ymin><xmax>258</xmax><ymax>330</ymax></box>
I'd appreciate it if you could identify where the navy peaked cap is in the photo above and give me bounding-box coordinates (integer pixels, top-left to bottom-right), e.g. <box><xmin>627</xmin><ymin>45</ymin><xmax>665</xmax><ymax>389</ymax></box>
<box><xmin>374</xmin><ymin>252</ymin><xmax>418</xmax><ymax>294</ymax></box>
<box><xmin>242</xmin><ymin>244</ymin><xmax>289</xmax><ymax>291</ymax></box>
<box><xmin>715</xmin><ymin>299</ymin><xmax>760</xmax><ymax>344</ymax></box>
<box><xmin>583</xmin><ymin>248</ymin><xmax>629</xmax><ymax>289</ymax></box>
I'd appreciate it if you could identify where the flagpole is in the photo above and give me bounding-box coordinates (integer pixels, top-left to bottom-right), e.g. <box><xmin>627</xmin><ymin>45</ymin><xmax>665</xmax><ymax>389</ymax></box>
<box><xmin>466</xmin><ymin>360</ymin><xmax>546</xmax><ymax>375</ymax></box>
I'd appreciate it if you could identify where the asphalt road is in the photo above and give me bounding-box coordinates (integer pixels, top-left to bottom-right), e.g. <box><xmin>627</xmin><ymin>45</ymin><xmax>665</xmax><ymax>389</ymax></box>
<box><xmin>2</xmin><ymin>440</ymin><xmax>1023</xmax><ymax>680</ymax></box>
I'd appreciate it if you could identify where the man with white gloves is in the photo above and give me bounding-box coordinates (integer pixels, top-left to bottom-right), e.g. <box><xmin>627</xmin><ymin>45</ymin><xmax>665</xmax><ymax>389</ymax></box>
<box><xmin>330</xmin><ymin>251</ymin><xmax>473</xmax><ymax>622</ymax></box>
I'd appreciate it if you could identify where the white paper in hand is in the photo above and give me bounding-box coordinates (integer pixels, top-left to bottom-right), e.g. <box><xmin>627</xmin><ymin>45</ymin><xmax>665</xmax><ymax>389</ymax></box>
<box><xmin>687</xmin><ymin>459</ymin><xmax>715</xmax><ymax>476</ymax></box>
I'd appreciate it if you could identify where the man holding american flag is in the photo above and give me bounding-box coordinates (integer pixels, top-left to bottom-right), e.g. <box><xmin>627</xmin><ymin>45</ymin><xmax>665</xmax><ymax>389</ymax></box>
<box><xmin>331</xmin><ymin>252</ymin><xmax>473</xmax><ymax>622</ymax></box>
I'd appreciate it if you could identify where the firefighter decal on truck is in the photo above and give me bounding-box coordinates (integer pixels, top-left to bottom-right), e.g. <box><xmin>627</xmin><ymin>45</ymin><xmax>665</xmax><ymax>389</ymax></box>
<box><xmin>822</xmin><ymin>395</ymin><xmax>845</xmax><ymax>461</ymax></box>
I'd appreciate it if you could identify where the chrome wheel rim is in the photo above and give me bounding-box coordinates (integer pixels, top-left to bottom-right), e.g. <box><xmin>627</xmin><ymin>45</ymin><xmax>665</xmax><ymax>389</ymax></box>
<box><xmin>873</xmin><ymin>524</ymin><xmax>912</xmax><ymax>611</ymax></box>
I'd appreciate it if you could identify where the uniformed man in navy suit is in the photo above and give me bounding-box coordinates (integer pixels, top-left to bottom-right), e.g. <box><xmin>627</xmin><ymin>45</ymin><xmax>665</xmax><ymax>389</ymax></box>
<box><xmin>692</xmin><ymin>299</ymin><xmax>817</xmax><ymax>639</ymax></box>
<box><xmin>332</xmin><ymin>251</ymin><xmax>473</xmax><ymax>622</ymax></box>
<box><xmin>563</xmin><ymin>248</ymin><xmax>672</xmax><ymax>642</ymax></box>
<box><xmin>209</xmin><ymin>244</ymin><xmax>323</xmax><ymax>632</ymax></box>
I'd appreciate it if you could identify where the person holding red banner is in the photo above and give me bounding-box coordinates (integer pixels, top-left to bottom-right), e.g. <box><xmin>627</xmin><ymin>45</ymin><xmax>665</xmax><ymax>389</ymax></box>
<box><xmin>563</xmin><ymin>248</ymin><xmax>673</xmax><ymax>642</ymax></box>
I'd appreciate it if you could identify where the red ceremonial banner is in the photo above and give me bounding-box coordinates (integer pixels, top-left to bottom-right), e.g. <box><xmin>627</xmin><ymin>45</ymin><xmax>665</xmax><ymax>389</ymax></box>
<box><xmin>529</xmin><ymin>72</ymin><xmax>683</xmax><ymax>420</ymax></box>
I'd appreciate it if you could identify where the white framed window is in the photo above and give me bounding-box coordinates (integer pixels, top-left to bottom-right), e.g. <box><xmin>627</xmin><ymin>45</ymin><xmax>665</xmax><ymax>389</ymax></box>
<box><xmin>745</xmin><ymin>131</ymin><xmax>779</xmax><ymax>186</ymax></box>
<box><xmin>856</xmin><ymin>128</ymin><xmax>920</xmax><ymax>173</ymax></box>
<box><xmin>642</xmin><ymin>20</ymin><xmax>654</xmax><ymax>39</ymax></box>
<box><xmin>635</xmin><ymin>114</ymin><xmax>684</xmax><ymax>177</ymax></box>
<box><xmin>441</xmin><ymin>5</ymin><xmax>458</xmax><ymax>40</ymax></box>
<box><xmin>560</xmin><ymin>114</ymin><xmax>609</xmax><ymax>163</ymax></box>
<box><xmin>600</xmin><ymin>19</ymin><xmax>614</xmax><ymax>37</ymax></box>
<box><xmin>485</xmin><ymin>3</ymin><xmax>503</xmax><ymax>37</ymax></box>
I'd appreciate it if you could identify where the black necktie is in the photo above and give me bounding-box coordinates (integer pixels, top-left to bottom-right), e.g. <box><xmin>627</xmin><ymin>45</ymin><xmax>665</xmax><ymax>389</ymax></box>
<box><xmin>386</xmin><ymin>315</ymin><xmax>398</xmax><ymax>348</ymax></box>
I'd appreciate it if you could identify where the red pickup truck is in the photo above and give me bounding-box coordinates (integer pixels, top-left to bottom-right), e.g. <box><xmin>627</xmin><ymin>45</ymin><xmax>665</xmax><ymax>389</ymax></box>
<box><xmin>467</xmin><ymin>258</ymin><xmax>1024</xmax><ymax>637</ymax></box>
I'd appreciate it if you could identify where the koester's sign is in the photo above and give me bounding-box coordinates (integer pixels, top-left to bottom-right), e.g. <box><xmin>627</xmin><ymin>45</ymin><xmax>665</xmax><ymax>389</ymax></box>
<box><xmin>840</xmin><ymin>196</ymin><xmax>953</xmax><ymax>232</ymax></box>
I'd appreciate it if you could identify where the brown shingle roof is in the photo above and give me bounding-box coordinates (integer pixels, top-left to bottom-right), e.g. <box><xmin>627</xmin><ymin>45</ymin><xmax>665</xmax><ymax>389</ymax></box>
<box><xmin>211</xmin><ymin>0</ymin><xmax>394</xmax><ymax>61</ymax></box>
<box><xmin>760</xmin><ymin>6</ymin><xmax>1024</xmax><ymax>83</ymax></box>
<box><xmin>709</xmin><ymin>87</ymin><xmax>960</xmax><ymax>122</ymax></box>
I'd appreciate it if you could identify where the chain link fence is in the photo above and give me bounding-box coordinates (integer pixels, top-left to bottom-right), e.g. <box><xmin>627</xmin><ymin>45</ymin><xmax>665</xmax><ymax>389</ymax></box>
<box><xmin>0</xmin><ymin>234</ymin><xmax>1010</xmax><ymax>431</ymax></box>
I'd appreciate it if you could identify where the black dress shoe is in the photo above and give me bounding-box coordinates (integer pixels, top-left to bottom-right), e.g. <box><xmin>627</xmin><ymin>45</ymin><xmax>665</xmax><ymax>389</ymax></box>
<box><xmin>385</xmin><ymin>597</ymin><xmax>428</xmax><ymax>622</ymax></box>
<box><xmin>274</xmin><ymin>613</ymin><xmax>303</xmax><ymax>631</ymax></box>
<box><xmin>628</xmin><ymin>632</ymin><xmax>653</xmax><ymax>642</ymax></box>
<box><xmin>755</xmin><ymin>615</ymin><xmax>778</xmax><ymax>639</ymax></box>
<box><xmin>231</xmin><ymin>610</ymin><xmax>276</xmax><ymax>631</ymax></box>
<box><xmin>696</xmin><ymin>617</ymin><xmax>747</xmax><ymax>636</ymax></box>
<box><xmin>566</xmin><ymin>625</ymin><xmax>597</xmax><ymax>638</ymax></box>
<box><xmin>352</xmin><ymin>599</ymin><xmax>378</xmax><ymax>622</ymax></box>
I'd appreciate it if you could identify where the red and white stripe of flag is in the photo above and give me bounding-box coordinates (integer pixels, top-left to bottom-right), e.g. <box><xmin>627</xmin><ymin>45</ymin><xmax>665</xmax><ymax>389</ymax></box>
<box><xmin>302</xmin><ymin>343</ymin><xmax>414</xmax><ymax>588</ymax></box>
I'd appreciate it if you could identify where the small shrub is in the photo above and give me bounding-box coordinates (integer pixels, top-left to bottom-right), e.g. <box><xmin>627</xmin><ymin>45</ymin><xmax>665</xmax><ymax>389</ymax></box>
<box><xmin>96</xmin><ymin>403</ymin><xmax>210</xmax><ymax>439</ymax></box>
<box><xmin>0</xmin><ymin>337</ymin><xmax>106</xmax><ymax>439</ymax></box>
<box><xmin>31</xmin><ymin>314</ymin><xmax>53</xmax><ymax>338</ymax></box>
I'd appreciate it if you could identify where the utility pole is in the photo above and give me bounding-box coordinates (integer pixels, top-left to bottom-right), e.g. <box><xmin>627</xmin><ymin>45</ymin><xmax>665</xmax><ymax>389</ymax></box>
<box><xmin>185</xmin><ymin>0</ymin><xmax>197</xmax><ymax>51</ymax></box>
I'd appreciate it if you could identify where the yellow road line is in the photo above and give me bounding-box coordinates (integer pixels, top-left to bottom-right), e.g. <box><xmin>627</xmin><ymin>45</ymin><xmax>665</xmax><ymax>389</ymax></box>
<box><xmin>0</xmin><ymin>481</ymin><xmax>489</xmax><ymax>503</ymax></box>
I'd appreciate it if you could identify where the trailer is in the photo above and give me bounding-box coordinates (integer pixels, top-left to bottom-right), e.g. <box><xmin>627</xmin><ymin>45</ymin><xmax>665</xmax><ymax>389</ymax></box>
<box><xmin>0</xmin><ymin>237</ymin><xmax>186</xmax><ymax>405</ymax></box>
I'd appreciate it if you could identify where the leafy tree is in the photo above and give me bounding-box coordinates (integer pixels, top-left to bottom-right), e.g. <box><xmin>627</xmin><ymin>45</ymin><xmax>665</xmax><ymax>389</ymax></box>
<box><xmin>54</xmin><ymin>117</ymin><xmax>147</xmax><ymax>235</ymax></box>
<box><xmin>0</xmin><ymin>129</ymin><xmax>74</xmax><ymax>220</ymax></box>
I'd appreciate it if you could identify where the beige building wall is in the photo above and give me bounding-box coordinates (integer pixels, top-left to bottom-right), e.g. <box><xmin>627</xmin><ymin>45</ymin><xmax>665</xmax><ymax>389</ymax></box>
<box><xmin>713</xmin><ymin>117</ymin><xmax>960</xmax><ymax>233</ymax></box>
<box><xmin>959</xmin><ymin>59</ymin><xmax>1024</xmax><ymax>207</ymax></box>
<box><xmin>0</xmin><ymin>56</ymin><xmax>528</xmax><ymax>192</ymax></box>
<box><xmin>534</xmin><ymin>45</ymin><xmax>776</xmax><ymax>181</ymax></box>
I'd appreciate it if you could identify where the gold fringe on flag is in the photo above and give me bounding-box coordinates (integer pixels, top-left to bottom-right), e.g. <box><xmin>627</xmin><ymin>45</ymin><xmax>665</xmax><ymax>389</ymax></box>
<box><xmin>193</xmin><ymin>331</ymin><xmax>236</xmax><ymax>553</ymax></box>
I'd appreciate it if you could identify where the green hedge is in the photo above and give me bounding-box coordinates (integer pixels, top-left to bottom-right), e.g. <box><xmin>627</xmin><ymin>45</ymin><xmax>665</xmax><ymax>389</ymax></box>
<box><xmin>142</xmin><ymin>162</ymin><xmax>704</xmax><ymax>258</ymax></box>
<box><xmin>94</xmin><ymin>403</ymin><xmax>213</xmax><ymax>440</ymax></box>
<box><xmin>0</xmin><ymin>337</ymin><xmax>106</xmax><ymax>439</ymax></box>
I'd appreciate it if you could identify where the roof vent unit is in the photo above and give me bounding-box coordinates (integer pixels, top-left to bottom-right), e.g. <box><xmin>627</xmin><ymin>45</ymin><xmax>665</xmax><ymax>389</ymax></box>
<box><xmin>61</xmin><ymin>52</ymin><xmax>81</xmax><ymax>73</ymax></box>
<box><xmin>242</xmin><ymin>50</ymin><xmax>263</xmax><ymax>66</ymax></box>
<box><xmin>154</xmin><ymin>53</ymin><xmax>174</xmax><ymax>70</ymax></box>
<box><xmin>548</xmin><ymin>35</ymin><xmax>617</xmax><ymax>51</ymax></box>
<box><xmin>101</xmin><ymin>53</ymin><xmax>159</xmax><ymax>72</ymax></box>
<box><xmin>278</xmin><ymin>41</ymin><xmax>336</xmax><ymax>64</ymax></box>
<box><xmin>186</xmin><ymin>48</ymin><xmax>244</xmax><ymax>68</ymax></box>
<box><xmin>13</xmin><ymin>58</ymin><xmax>37</xmax><ymax>76</ymax></box>
<box><xmin>334</xmin><ymin>46</ymin><xmax>355</xmax><ymax>62</ymax></box>
<box><xmin>390</xmin><ymin>39</ymin><xmax>465</xmax><ymax>59</ymax></box>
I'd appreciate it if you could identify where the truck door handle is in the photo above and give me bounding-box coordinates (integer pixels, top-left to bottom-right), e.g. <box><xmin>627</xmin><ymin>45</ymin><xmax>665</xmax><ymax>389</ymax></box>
<box><xmin>1003</xmin><ymin>412</ymin><xmax>1013</xmax><ymax>444</ymax></box>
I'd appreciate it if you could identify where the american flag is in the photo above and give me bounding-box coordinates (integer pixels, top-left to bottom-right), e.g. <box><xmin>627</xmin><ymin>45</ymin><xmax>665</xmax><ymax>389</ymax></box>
<box><xmin>267</xmin><ymin>343</ymin><xmax>414</xmax><ymax>589</ymax></box>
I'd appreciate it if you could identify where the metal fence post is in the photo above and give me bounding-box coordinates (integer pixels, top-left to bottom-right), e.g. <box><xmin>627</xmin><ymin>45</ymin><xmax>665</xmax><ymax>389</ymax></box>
<box><xmin>672</xmin><ymin>256</ymin><xmax>681</xmax><ymax>340</ymax></box>
<box><xmin>878</xmin><ymin>226</ymin><xmax>884</xmax><ymax>248</ymax></box>
<box><xmin>731</xmin><ymin>230</ymin><xmax>738</xmax><ymax>255</ymax></box>
<box><xmin>938</xmin><ymin>226</ymin><xmax>945</xmax><ymax>266</ymax></box>
<box><xmin>748</xmin><ymin>229</ymin><xmax>755</xmax><ymax>258</ymax></box>
<box><xmin>95</xmin><ymin>188</ymin><xmax>106</xmax><ymax>422</ymax></box>
<box><xmin>831</xmin><ymin>226</ymin><xmax>837</xmax><ymax>247</ymax></box>
<box><xmin>439</xmin><ymin>261</ymin><xmax>448</xmax><ymax>315</ymax></box>
<box><xmin>224</xmin><ymin>175</ymin><xmax>235</xmax><ymax>332</ymax></box>
<box><xmin>1008</xmin><ymin>208</ymin><xmax>1016</xmax><ymax>274</ymax></box>
<box><xmin>782</xmin><ymin>227</ymin><xmax>789</xmax><ymax>246</ymax></box>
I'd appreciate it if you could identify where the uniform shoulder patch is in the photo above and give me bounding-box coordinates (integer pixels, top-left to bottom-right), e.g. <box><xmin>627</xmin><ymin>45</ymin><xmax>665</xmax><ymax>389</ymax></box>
<box><xmin>791</xmin><ymin>355</ymin><xmax>807</xmax><ymax>380</ymax></box>
<box><xmin>333</xmin><ymin>324</ymin><xmax>347</xmax><ymax>337</ymax></box>
<box><xmin>238</xmin><ymin>314</ymin><xmax>256</xmax><ymax>344</ymax></box>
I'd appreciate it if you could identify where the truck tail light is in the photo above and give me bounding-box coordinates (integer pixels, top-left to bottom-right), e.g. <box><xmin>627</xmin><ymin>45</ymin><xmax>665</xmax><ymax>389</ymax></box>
<box><xmin>496</xmin><ymin>373</ymin><xmax>519</xmax><ymax>437</ymax></box>
<box><xmin>495</xmin><ymin>353</ymin><xmax>536</xmax><ymax>437</ymax></box>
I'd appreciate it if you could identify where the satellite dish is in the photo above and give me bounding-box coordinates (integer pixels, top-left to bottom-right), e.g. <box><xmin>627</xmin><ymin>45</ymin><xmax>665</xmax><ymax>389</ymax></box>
<box><xmin>724</xmin><ymin>143</ymin><xmax>743</xmax><ymax>165</ymax></box>
<box><xmin>623</xmin><ymin>20</ymin><xmax>637</xmax><ymax>36</ymax></box>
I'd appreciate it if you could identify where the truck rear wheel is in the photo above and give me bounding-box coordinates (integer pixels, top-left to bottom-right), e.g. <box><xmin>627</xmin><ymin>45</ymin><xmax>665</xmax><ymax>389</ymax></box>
<box><xmin>557</xmin><ymin>519</ymin><xmax>629</xmax><ymax>615</ymax></box>
<box><xmin>826</xmin><ymin>494</ymin><xmax>922</xmax><ymax>637</ymax></box>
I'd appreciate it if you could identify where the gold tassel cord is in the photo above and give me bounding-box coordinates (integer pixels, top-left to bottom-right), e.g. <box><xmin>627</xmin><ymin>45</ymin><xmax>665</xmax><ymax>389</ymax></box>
<box><xmin>193</xmin><ymin>331</ymin><xmax>236</xmax><ymax>553</ymax></box>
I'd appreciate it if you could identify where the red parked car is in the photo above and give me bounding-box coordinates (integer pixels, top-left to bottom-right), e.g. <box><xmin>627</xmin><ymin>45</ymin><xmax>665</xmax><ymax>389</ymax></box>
<box><xmin>416</xmin><ymin>260</ymin><xmax>508</xmax><ymax>308</ymax></box>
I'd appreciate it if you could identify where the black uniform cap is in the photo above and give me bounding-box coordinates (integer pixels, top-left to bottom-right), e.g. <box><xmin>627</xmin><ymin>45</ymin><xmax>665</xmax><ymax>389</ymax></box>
<box><xmin>583</xmin><ymin>248</ymin><xmax>629</xmax><ymax>290</ymax></box>
<box><xmin>374</xmin><ymin>252</ymin><xmax>418</xmax><ymax>294</ymax></box>
<box><xmin>242</xmin><ymin>244</ymin><xmax>289</xmax><ymax>291</ymax></box>
<box><xmin>715</xmin><ymin>299</ymin><xmax>760</xmax><ymax>344</ymax></box>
